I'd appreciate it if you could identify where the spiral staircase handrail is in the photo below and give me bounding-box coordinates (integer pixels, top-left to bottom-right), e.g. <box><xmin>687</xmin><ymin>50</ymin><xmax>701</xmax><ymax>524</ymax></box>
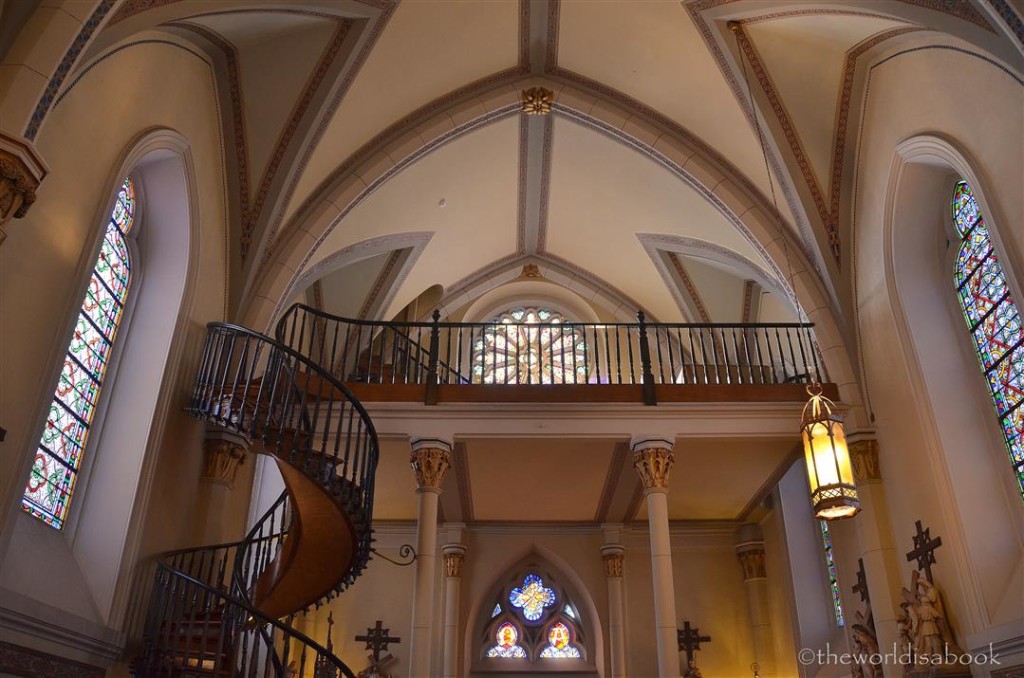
<box><xmin>152</xmin><ymin>563</ymin><xmax>356</xmax><ymax>677</ymax></box>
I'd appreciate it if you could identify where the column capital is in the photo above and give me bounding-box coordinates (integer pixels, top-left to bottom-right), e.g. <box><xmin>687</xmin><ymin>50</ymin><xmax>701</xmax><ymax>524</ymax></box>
<box><xmin>736</xmin><ymin>540</ymin><xmax>767</xmax><ymax>581</ymax></box>
<box><xmin>410</xmin><ymin>438</ymin><xmax>452</xmax><ymax>491</ymax></box>
<box><xmin>631</xmin><ymin>437</ymin><xmax>674</xmax><ymax>492</ymax></box>
<box><xmin>442</xmin><ymin>544</ymin><xmax>466</xmax><ymax>578</ymax></box>
<box><xmin>0</xmin><ymin>133</ymin><xmax>48</xmax><ymax>245</ymax></box>
<box><xmin>201</xmin><ymin>436</ymin><xmax>248</xmax><ymax>489</ymax></box>
<box><xmin>601</xmin><ymin>544</ymin><xmax>624</xmax><ymax>578</ymax></box>
<box><xmin>848</xmin><ymin>437</ymin><xmax>881</xmax><ymax>482</ymax></box>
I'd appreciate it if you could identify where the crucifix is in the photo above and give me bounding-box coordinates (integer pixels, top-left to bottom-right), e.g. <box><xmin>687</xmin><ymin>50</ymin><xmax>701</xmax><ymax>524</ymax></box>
<box><xmin>677</xmin><ymin>620</ymin><xmax>711</xmax><ymax>667</ymax></box>
<box><xmin>852</xmin><ymin>557</ymin><xmax>870</xmax><ymax>604</ymax></box>
<box><xmin>355</xmin><ymin>620</ymin><xmax>401</xmax><ymax>678</ymax></box>
<box><xmin>905</xmin><ymin>520</ymin><xmax>942</xmax><ymax>583</ymax></box>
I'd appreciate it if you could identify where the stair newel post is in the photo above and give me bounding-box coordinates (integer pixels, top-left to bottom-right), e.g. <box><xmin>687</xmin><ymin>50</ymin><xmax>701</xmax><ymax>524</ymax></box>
<box><xmin>637</xmin><ymin>310</ymin><xmax>658</xmax><ymax>406</ymax></box>
<box><xmin>424</xmin><ymin>310</ymin><xmax>441</xmax><ymax>405</ymax></box>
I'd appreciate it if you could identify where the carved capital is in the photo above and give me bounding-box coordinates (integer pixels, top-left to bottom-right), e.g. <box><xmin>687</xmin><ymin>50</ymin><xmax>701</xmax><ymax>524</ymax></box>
<box><xmin>201</xmin><ymin>438</ymin><xmax>247</xmax><ymax>488</ymax></box>
<box><xmin>849</xmin><ymin>438</ymin><xmax>881</xmax><ymax>481</ymax></box>
<box><xmin>736</xmin><ymin>542</ymin><xmax>767</xmax><ymax>580</ymax></box>
<box><xmin>410</xmin><ymin>439</ymin><xmax>452</xmax><ymax>491</ymax></box>
<box><xmin>601</xmin><ymin>545</ymin><xmax>624</xmax><ymax>578</ymax></box>
<box><xmin>442</xmin><ymin>546</ymin><xmax>465</xmax><ymax>578</ymax></box>
<box><xmin>631</xmin><ymin>439</ymin><xmax>674</xmax><ymax>491</ymax></box>
<box><xmin>0</xmin><ymin>134</ymin><xmax>47</xmax><ymax>244</ymax></box>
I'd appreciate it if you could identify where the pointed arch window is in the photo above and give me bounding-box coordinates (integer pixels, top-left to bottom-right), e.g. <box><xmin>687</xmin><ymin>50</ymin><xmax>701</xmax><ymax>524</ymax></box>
<box><xmin>950</xmin><ymin>181</ymin><xmax>1024</xmax><ymax>501</ymax></box>
<box><xmin>22</xmin><ymin>178</ymin><xmax>138</xmax><ymax>529</ymax></box>
<box><xmin>479</xmin><ymin>570</ymin><xmax>586</xmax><ymax>667</ymax></box>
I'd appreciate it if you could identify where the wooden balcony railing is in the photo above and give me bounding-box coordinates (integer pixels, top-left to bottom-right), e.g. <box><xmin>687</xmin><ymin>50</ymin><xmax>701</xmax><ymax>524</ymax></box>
<box><xmin>276</xmin><ymin>304</ymin><xmax>829</xmax><ymax>405</ymax></box>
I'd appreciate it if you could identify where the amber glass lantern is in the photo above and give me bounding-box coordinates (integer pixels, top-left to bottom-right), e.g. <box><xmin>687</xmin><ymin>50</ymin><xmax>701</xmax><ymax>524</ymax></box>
<box><xmin>801</xmin><ymin>384</ymin><xmax>860</xmax><ymax>520</ymax></box>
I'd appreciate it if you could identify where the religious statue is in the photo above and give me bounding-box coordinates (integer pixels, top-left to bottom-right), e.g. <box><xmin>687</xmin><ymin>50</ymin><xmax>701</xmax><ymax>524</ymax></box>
<box><xmin>684</xmin><ymin>658</ymin><xmax>703</xmax><ymax>678</ymax></box>
<box><xmin>898</xmin><ymin>570</ymin><xmax>967</xmax><ymax>676</ymax></box>
<box><xmin>850</xmin><ymin>621</ymin><xmax>879</xmax><ymax>678</ymax></box>
<box><xmin>896</xmin><ymin>602</ymin><xmax>915</xmax><ymax>657</ymax></box>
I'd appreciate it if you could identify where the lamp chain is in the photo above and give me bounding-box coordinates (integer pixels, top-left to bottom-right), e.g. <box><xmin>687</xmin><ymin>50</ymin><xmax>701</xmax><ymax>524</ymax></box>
<box><xmin>730</xmin><ymin>22</ymin><xmax>815</xmax><ymax>382</ymax></box>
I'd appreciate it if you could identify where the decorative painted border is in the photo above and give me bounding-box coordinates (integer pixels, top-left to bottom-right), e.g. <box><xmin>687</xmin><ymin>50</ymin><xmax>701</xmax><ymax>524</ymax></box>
<box><xmin>264</xmin><ymin>0</ymin><xmax>529</xmax><ymax>257</ymax></box>
<box><xmin>169</xmin><ymin>21</ymin><xmax>251</xmax><ymax>251</ymax></box>
<box><xmin>534</xmin><ymin>113</ymin><xmax>555</xmax><ymax>253</ymax></box>
<box><xmin>356</xmin><ymin>248</ymin><xmax>403</xmax><ymax>320</ymax></box>
<box><xmin>24</xmin><ymin>0</ymin><xmax>117</xmax><ymax>141</ymax></box>
<box><xmin>246</xmin><ymin>18</ymin><xmax>354</xmax><ymax>261</ymax></box>
<box><xmin>741</xmin><ymin>279</ymin><xmax>755</xmax><ymax>323</ymax></box>
<box><xmin>516</xmin><ymin>113</ymin><xmax>529</xmax><ymax>253</ymax></box>
<box><xmin>667</xmin><ymin>252</ymin><xmax>713</xmax><ymax>323</ymax></box>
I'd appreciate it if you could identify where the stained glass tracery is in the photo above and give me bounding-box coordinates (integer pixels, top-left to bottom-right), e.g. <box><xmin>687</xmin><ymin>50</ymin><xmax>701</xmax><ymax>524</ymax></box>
<box><xmin>486</xmin><ymin>622</ymin><xmax>527</xmax><ymax>658</ymax></box>
<box><xmin>472</xmin><ymin>308</ymin><xmax>588</xmax><ymax>384</ymax></box>
<box><xmin>510</xmin><ymin>573</ymin><xmax>557</xmax><ymax>622</ymax></box>
<box><xmin>486</xmin><ymin>571</ymin><xmax>585</xmax><ymax>664</ymax></box>
<box><xmin>22</xmin><ymin>178</ymin><xmax>137</xmax><ymax>529</ymax></box>
<box><xmin>951</xmin><ymin>181</ymin><xmax>1024</xmax><ymax>499</ymax></box>
<box><xmin>820</xmin><ymin>520</ymin><xmax>846</xmax><ymax>627</ymax></box>
<box><xmin>539</xmin><ymin>622</ymin><xmax>581</xmax><ymax>658</ymax></box>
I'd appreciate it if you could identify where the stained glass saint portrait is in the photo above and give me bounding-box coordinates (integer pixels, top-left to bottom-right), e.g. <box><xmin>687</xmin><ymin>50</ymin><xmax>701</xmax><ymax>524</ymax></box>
<box><xmin>22</xmin><ymin>178</ymin><xmax>137</xmax><ymax>528</ymax></box>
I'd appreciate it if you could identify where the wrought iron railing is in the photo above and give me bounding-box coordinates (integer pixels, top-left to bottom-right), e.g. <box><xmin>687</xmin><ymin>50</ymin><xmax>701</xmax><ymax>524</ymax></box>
<box><xmin>136</xmin><ymin>321</ymin><xmax>380</xmax><ymax>676</ymax></box>
<box><xmin>277</xmin><ymin>304</ymin><xmax>827</xmax><ymax>404</ymax></box>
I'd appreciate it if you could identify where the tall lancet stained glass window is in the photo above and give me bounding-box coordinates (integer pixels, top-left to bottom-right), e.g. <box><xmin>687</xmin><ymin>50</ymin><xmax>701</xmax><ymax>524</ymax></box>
<box><xmin>819</xmin><ymin>520</ymin><xmax>845</xmax><ymax>627</ymax></box>
<box><xmin>472</xmin><ymin>308</ymin><xmax>587</xmax><ymax>384</ymax></box>
<box><xmin>22</xmin><ymin>178</ymin><xmax>137</xmax><ymax>529</ymax></box>
<box><xmin>951</xmin><ymin>181</ymin><xmax>1024</xmax><ymax>500</ymax></box>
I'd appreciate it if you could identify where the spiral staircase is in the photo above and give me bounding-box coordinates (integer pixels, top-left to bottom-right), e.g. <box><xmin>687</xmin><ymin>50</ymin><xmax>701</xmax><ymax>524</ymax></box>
<box><xmin>134</xmin><ymin>308</ymin><xmax>381</xmax><ymax>677</ymax></box>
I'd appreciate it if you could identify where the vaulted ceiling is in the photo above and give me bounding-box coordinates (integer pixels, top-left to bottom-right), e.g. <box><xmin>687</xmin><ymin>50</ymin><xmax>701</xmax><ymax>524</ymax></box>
<box><xmin>66</xmin><ymin>0</ymin><xmax>1022</xmax><ymax>327</ymax></box>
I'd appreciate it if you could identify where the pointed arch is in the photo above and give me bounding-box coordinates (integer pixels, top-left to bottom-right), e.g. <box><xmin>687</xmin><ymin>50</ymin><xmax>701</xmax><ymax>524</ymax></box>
<box><xmin>466</xmin><ymin>548</ymin><xmax>601</xmax><ymax>674</ymax></box>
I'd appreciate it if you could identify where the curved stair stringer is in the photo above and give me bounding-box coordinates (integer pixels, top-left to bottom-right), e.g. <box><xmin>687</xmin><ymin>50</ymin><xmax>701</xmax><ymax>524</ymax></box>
<box><xmin>247</xmin><ymin>449</ymin><xmax>357</xmax><ymax>620</ymax></box>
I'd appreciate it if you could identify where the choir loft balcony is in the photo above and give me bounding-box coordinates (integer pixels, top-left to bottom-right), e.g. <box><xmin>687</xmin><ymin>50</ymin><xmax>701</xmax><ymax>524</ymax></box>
<box><xmin>276</xmin><ymin>304</ymin><xmax>837</xmax><ymax>407</ymax></box>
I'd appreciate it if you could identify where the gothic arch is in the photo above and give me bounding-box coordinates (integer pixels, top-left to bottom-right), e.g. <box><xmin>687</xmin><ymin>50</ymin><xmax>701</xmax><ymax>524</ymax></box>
<box><xmin>4</xmin><ymin>128</ymin><xmax>211</xmax><ymax>629</ymax></box>
<box><xmin>463</xmin><ymin>545</ymin><xmax>604</xmax><ymax>677</ymax></box>
<box><xmin>246</xmin><ymin>77</ymin><xmax>861</xmax><ymax>421</ymax></box>
<box><xmin>877</xmin><ymin>134</ymin><xmax>1024</xmax><ymax>633</ymax></box>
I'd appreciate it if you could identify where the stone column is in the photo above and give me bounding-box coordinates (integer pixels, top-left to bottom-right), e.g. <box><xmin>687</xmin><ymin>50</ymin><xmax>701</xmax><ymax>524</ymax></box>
<box><xmin>736</xmin><ymin>524</ymin><xmax>776</xmax><ymax>676</ymax></box>
<box><xmin>409</xmin><ymin>438</ymin><xmax>452</xmax><ymax>678</ymax></box>
<box><xmin>441</xmin><ymin>543</ymin><xmax>466</xmax><ymax>678</ymax></box>
<box><xmin>631</xmin><ymin>436</ymin><xmax>680</xmax><ymax>678</ymax></box>
<box><xmin>847</xmin><ymin>434</ymin><xmax>903</xmax><ymax>678</ymax></box>
<box><xmin>0</xmin><ymin>133</ymin><xmax>47</xmax><ymax>245</ymax></box>
<box><xmin>195</xmin><ymin>430</ymin><xmax>248</xmax><ymax>544</ymax></box>
<box><xmin>601</xmin><ymin>544</ymin><xmax>627</xmax><ymax>677</ymax></box>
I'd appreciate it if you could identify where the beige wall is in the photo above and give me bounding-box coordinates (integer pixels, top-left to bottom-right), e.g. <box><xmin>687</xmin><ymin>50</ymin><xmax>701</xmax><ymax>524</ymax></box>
<box><xmin>852</xmin><ymin>38</ymin><xmax>1024</xmax><ymax>667</ymax></box>
<box><xmin>0</xmin><ymin>35</ymin><xmax>237</xmax><ymax>667</ymax></box>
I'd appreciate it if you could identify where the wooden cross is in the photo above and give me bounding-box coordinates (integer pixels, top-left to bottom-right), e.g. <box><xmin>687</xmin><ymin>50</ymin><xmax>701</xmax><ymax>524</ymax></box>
<box><xmin>355</xmin><ymin>620</ymin><xmax>401</xmax><ymax>664</ymax></box>
<box><xmin>905</xmin><ymin>520</ymin><xmax>942</xmax><ymax>583</ymax></box>
<box><xmin>677</xmin><ymin>620</ymin><xmax>711</xmax><ymax>666</ymax></box>
<box><xmin>852</xmin><ymin>558</ymin><xmax>870</xmax><ymax>604</ymax></box>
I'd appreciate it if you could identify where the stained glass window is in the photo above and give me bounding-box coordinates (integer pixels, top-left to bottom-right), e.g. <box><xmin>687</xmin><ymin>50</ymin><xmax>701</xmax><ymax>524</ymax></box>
<box><xmin>486</xmin><ymin>623</ymin><xmax>527</xmax><ymax>658</ymax></box>
<box><xmin>539</xmin><ymin>622</ymin><xmax>582</xmax><ymax>658</ymax></box>
<box><xmin>819</xmin><ymin>520</ymin><xmax>845</xmax><ymax>627</ymax></box>
<box><xmin>472</xmin><ymin>308</ymin><xmax>588</xmax><ymax>384</ymax></box>
<box><xmin>484</xmin><ymin>568</ymin><xmax>586</xmax><ymax>664</ymax></box>
<box><xmin>22</xmin><ymin>178</ymin><xmax>137</xmax><ymax>529</ymax></box>
<box><xmin>951</xmin><ymin>181</ymin><xmax>1024</xmax><ymax>500</ymax></box>
<box><xmin>510</xmin><ymin>574</ymin><xmax>557</xmax><ymax>622</ymax></box>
